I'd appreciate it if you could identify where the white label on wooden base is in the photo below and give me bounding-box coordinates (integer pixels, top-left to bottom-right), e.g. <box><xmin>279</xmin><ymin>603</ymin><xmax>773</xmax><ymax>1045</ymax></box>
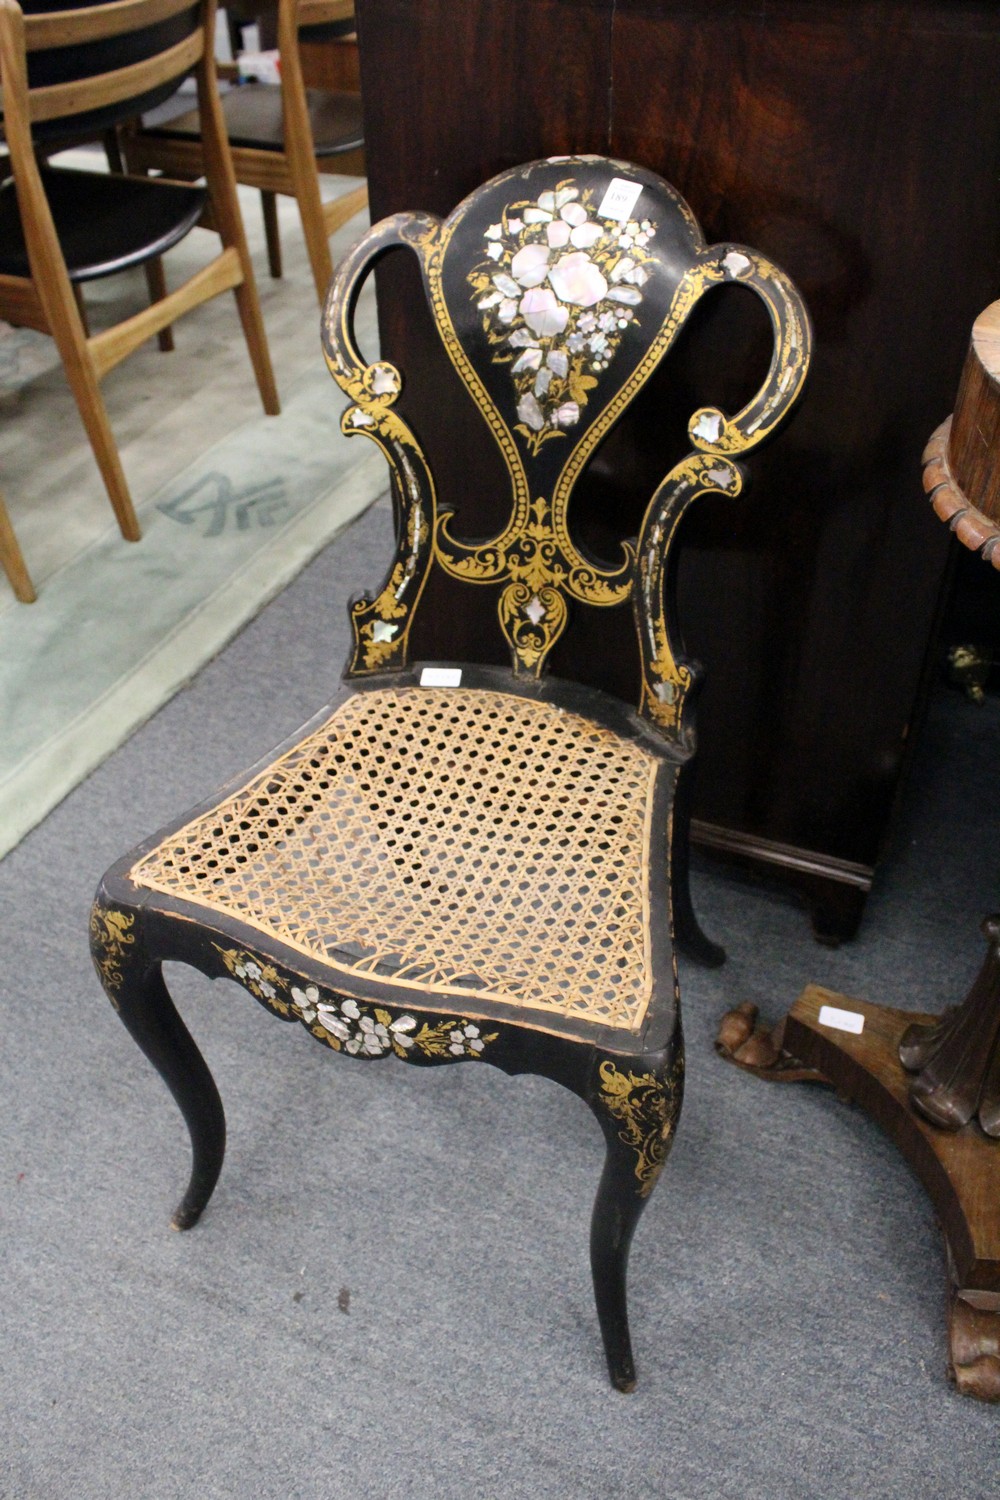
<box><xmin>420</xmin><ymin>667</ymin><xmax>462</xmax><ymax>687</ymax></box>
<box><xmin>817</xmin><ymin>1003</ymin><xmax>865</xmax><ymax>1035</ymax></box>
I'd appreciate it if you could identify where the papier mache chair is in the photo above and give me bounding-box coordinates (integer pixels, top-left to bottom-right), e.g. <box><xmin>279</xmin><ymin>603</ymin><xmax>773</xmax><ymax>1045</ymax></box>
<box><xmin>91</xmin><ymin>156</ymin><xmax>810</xmax><ymax>1390</ymax></box>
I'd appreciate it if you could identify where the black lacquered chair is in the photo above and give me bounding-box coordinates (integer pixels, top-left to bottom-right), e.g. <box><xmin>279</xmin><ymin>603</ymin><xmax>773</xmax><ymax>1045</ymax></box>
<box><xmin>91</xmin><ymin>156</ymin><xmax>810</xmax><ymax>1389</ymax></box>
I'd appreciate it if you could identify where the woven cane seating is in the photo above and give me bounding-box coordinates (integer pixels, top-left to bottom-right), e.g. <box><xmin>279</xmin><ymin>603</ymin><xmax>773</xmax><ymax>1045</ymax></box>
<box><xmin>92</xmin><ymin>155</ymin><xmax>810</xmax><ymax>1390</ymax></box>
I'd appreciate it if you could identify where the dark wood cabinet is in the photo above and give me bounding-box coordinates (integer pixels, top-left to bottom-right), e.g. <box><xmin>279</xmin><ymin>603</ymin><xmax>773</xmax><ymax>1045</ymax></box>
<box><xmin>353</xmin><ymin>0</ymin><xmax>999</xmax><ymax>940</ymax></box>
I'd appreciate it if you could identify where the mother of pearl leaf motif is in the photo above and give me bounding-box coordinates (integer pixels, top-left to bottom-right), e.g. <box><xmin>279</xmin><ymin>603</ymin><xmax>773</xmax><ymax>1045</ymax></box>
<box><xmin>469</xmin><ymin>181</ymin><xmax>657</xmax><ymax>454</ymax></box>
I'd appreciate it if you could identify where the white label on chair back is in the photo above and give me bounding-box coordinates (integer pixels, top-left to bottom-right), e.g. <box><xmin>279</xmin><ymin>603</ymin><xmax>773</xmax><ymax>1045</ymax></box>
<box><xmin>420</xmin><ymin>667</ymin><xmax>462</xmax><ymax>687</ymax></box>
<box><xmin>817</xmin><ymin>1004</ymin><xmax>865</xmax><ymax>1035</ymax></box>
<box><xmin>598</xmin><ymin>178</ymin><xmax>644</xmax><ymax>223</ymax></box>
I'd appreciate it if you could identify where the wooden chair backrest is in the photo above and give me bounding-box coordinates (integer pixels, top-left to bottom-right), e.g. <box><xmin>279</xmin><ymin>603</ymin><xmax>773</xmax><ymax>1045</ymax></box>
<box><xmin>296</xmin><ymin>0</ymin><xmax>352</xmax><ymax>30</ymax></box>
<box><xmin>0</xmin><ymin>0</ymin><xmax>207</xmax><ymax>140</ymax></box>
<box><xmin>324</xmin><ymin>158</ymin><xmax>811</xmax><ymax>749</ymax></box>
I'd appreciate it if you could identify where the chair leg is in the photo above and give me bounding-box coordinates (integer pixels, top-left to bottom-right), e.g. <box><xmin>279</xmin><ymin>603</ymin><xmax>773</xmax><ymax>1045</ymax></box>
<box><xmin>193</xmin><ymin>60</ymin><xmax>280</xmax><ymax>416</ymax></box>
<box><xmin>102</xmin><ymin>126</ymin><xmax>125</xmax><ymax>176</ymax></box>
<box><xmin>671</xmin><ymin>762</ymin><xmax>726</xmax><ymax>967</ymax></box>
<box><xmin>261</xmin><ymin>190</ymin><xmax>282</xmax><ymax>279</ymax></box>
<box><xmin>0</xmin><ymin>490</ymin><xmax>35</xmax><ymax>602</ymax></box>
<box><xmin>290</xmin><ymin>167</ymin><xmax>334</xmax><ymax>304</ymax></box>
<box><xmin>588</xmin><ymin>1040</ymin><xmax>684</xmax><ymax>1390</ymax></box>
<box><xmin>71</xmin><ymin>282</ymin><xmax>89</xmax><ymax>338</ymax></box>
<box><xmin>143</xmin><ymin>257</ymin><xmax>175</xmax><ymax>352</ymax></box>
<box><xmin>54</xmin><ymin>329</ymin><xmax>141</xmax><ymax>541</ymax></box>
<box><xmin>107</xmin><ymin>142</ymin><xmax>172</xmax><ymax>352</ymax></box>
<box><xmin>229</xmin><ymin>274</ymin><xmax>280</xmax><ymax>415</ymax></box>
<box><xmin>90</xmin><ymin>916</ymin><xmax>226</xmax><ymax>1230</ymax></box>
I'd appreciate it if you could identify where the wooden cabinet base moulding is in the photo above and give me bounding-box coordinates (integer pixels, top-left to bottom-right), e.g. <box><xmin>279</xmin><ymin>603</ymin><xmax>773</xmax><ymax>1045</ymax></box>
<box><xmin>690</xmin><ymin>819</ymin><xmax>873</xmax><ymax>944</ymax></box>
<box><xmin>717</xmin><ymin>979</ymin><xmax>1000</xmax><ymax>1401</ymax></box>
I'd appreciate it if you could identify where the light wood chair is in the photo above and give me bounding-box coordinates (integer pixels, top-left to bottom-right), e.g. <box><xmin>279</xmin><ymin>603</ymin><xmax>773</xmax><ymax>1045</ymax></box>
<box><xmin>92</xmin><ymin>157</ymin><xmax>811</xmax><ymax>1389</ymax></box>
<box><xmin>121</xmin><ymin>0</ymin><xmax>367</xmax><ymax>304</ymax></box>
<box><xmin>0</xmin><ymin>0</ymin><xmax>280</xmax><ymax>546</ymax></box>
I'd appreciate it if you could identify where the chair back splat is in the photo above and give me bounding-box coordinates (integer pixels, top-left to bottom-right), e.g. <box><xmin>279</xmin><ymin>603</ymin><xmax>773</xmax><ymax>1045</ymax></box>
<box><xmin>323</xmin><ymin>156</ymin><xmax>810</xmax><ymax>751</ymax></box>
<box><xmin>91</xmin><ymin>156</ymin><xmax>809</xmax><ymax>1392</ymax></box>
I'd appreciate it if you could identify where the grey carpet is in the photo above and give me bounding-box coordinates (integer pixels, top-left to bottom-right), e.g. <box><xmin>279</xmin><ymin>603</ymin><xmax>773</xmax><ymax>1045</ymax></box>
<box><xmin>2</xmin><ymin>495</ymin><xmax>998</xmax><ymax>1498</ymax></box>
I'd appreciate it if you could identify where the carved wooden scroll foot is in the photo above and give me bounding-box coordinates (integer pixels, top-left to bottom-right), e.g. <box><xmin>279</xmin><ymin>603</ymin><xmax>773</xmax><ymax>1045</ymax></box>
<box><xmin>950</xmin><ymin>1292</ymin><xmax>1000</xmax><ymax>1402</ymax></box>
<box><xmin>714</xmin><ymin>1001</ymin><xmax>829</xmax><ymax>1083</ymax></box>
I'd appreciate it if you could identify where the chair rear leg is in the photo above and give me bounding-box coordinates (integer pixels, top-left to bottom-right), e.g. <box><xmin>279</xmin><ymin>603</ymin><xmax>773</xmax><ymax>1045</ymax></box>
<box><xmin>111</xmin><ymin>144</ymin><xmax>173</xmax><ymax>352</ymax></box>
<box><xmin>0</xmin><ymin>491</ymin><xmax>35</xmax><ymax>601</ymax></box>
<box><xmin>194</xmin><ymin>59</ymin><xmax>280</xmax><ymax>414</ymax></box>
<box><xmin>143</xmin><ymin>257</ymin><xmax>175</xmax><ymax>352</ymax></box>
<box><xmin>71</xmin><ymin>281</ymin><xmax>90</xmax><ymax>337</ymax></box>
<box><xmin>230</xmin><ymin>272</ymin><xmax>280</xmax><ymax>415</ymax></box>
<box><xmin>102</xmin><ymin>126</ymin><xmax>124</xmax><ymax>176</ymax></box>
<box><xmin>288</xmin><ymin>156</ymin><xmax>334</xmax><ymax>304</ymax></box>
<box><xmin>588</xmin><ymin>1042</ymin><xmax>684</xmax><ymax>1390</ymax></box>
<box><xmin>672</xmin><ymin>761</ymin><xmax>726</xmax><ymax>967</ymax></box>
<box><xmin>90</xmin><ymin>911</ymin><xmax>226</xmax><ymax>1230</ymax></box>
<box><xmin>261</xmin><ymin>190</ymin><xmax>282</xmax><ymax>279</ymax></box>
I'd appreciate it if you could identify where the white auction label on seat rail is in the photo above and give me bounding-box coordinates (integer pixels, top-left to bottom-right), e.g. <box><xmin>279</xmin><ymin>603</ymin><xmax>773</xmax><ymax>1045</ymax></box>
<box><xmin>817</xmin><ymin>1003</ymin><xmax>865</xmax><ymax>1035</ymax></box>
<box><xmin>597</xmin><ymin>177</ymin><xmax>643</xmax><ymax>223</ymax></box>
<box><xmin>420</xmin><ymin>667</ymin><xmax>462</xmax><ymax>687</ymax></box>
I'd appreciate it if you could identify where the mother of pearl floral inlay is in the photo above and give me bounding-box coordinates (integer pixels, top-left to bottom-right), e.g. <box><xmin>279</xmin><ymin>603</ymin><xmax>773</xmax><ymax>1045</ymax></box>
<box><xmin>469</xmin><ymin>178</ymin><xmax>657</xmax><ymax>453</ymax></box>
<box><xmin>213</xmin><ymin>945</ymin><xmax>498</xmax><ymax>1062</ymax></box>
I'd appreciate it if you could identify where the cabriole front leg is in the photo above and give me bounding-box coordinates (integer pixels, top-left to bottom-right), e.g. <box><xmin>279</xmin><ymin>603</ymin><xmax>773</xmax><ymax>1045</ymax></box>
<box><xmin>587</xmin><ymin>1034</ymin><xmax>684</xmax><ymax>1391</ymax></box>
<box><xmin>89</xmin><ymin>901</ymin><xmax>226</xmax><ymax>1231</ymax></box>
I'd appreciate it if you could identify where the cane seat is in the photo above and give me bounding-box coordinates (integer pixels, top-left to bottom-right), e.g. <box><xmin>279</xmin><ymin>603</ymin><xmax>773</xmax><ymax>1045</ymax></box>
<box><xmin>131</xmin><ymin>683</ymin><xmax>660</xmax><ymax>1032</ymax></box>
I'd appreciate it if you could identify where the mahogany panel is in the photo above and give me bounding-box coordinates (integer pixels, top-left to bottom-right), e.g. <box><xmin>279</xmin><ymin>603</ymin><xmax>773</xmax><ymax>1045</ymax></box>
<box><xmin>610</xmin><ymin>0</ymin><xmax>993</xmax><ymax>875</ymax></box>
<box><xmin>352</xmin><ymin>0</ymin><xmax>996</xmax><ymax>936</ymax></box>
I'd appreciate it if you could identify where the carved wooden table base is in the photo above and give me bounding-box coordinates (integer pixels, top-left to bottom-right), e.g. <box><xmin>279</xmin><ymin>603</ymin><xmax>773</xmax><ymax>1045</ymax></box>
<box><xmin>717</xmin><ymin>981</ymin><xmax>1000</xmax><ymax>1401</ymax></box>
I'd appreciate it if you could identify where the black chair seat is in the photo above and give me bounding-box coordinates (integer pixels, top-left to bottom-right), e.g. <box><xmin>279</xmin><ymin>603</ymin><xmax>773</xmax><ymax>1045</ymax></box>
<box><xmin>145</xmin><ymin>83</ymin><xmax>363</xmax><ymax>157</ymax></box>
<box><xmin>0</xmin><ymin>166</ymin><xmax>206</xmax><ymax>282</ymax></box>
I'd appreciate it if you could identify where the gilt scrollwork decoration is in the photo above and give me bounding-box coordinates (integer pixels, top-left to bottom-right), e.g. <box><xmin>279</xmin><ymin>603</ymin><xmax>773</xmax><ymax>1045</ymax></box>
<box><xmin>632</xmin><ymin>245</ymin><xmax>810</xmax><ymax>745</ymax></box>
<box><xmin>90</xmin><ymin>905</ymin><xmax>137</xmax><ymax>1007</ymax></box>
<box><xmin>215</xmin><ymin>945</ymin><xmax>499</xmax><ymax>1063</ymax></box>
<box><xmin>597</xmin><ymin>1053</ymin><xmax>685</xmax><ymax>1197</ymax></box>
<box><xmin>435</xmin><ymin>491</ymin><xmax>632</xmax><ymax>675</ymax></box>
<box><xmin>431</xmin><ymin>188</ymin><xmax>809</xmax><ymax>684</ymax></box>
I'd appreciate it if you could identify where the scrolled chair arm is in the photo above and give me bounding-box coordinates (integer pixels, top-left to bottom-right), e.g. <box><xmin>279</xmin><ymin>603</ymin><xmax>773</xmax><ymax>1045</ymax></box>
<box><xmin>321</xmin><ymin>211</ymin><xmax>444</xmax><ymax>675</ymax></box>
<box><xmin>634</xmin><ymin>243</ymin><xmax>812</xmax><ymax>748</ymax></box>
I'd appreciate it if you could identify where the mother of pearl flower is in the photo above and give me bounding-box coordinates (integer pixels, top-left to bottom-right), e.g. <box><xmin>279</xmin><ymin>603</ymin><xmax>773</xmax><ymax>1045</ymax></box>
<box><xmin>510</xmin><ymin>242</ymin><xmax>551</xmax><ymax>288</ymax></box>
<box><xmin>548</xmin><ymin>250</ymin><xmax>608</xmax><ymax>309</ymax></box>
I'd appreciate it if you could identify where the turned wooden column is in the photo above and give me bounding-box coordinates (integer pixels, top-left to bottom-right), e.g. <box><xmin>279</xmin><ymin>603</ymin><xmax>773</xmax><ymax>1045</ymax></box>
<box><xmin>923</xmin><ymin>302</ymin><xmax>1000</xmax><ymax>568</ymax></box>
<box><xmin>900</xmin><ymin>303</ymin><xmax>1000</xmax><ymax>1134</ymax></box>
